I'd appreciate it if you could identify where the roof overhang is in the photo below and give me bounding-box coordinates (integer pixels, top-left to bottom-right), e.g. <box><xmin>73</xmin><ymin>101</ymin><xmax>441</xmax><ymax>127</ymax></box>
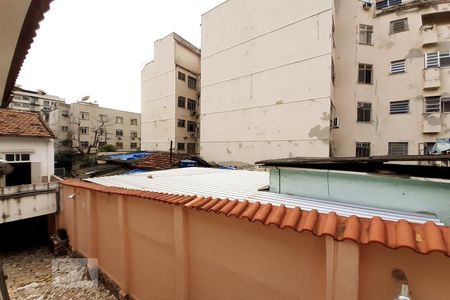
<box><xmin>0</xmin><ymin>0</ymin><xmax>52</xmax><ymax>108</ymax></box>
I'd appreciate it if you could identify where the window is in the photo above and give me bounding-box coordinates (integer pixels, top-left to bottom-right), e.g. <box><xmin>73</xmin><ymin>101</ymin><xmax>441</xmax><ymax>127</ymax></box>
<box><xmin>390</xmin><ymin>60</ymin><xmax>406</xmax><ymax>74</ymax></box>
<box><xmin>376</xmin><ymin>0</ymin><xmax>402</xmax><ymax>10</ymax></box>
<box><xmin>177</xmin><ymin>119</ymin><xmax>186</xmax><ymax>128</ymax></box>
<box><xmin>358</xmin><ymin>64</ymin><xmax>373</xmax><ymax>84</ymax></box>
<box><xmin>178</xmin><ymin>71</ymin><xmax>186</xmax><ymax>81</ymax></box>
<box><xmin>22</xmin><ymin>96</ymin><xmax>30</xmax><ymax>101</ymax></box>
<box><xmin>80</xmin><ymin>141</ymin><xmax>89</xmax><ymax>148</ymax></box>
<box><xmin>178</xmin><ymin>96</ymin><xmax>186</xmax><ymax>108</ymax></box>
<box><xmin>116</xmin><ymin>142</ymin><xmax>123</xmax><ymax>150</ymax></box>
<box><xmin>61</xmin><ymin>126</ymin><xmax>69</xmax><ymax>132</ymax></box>
<box><xmin>187</xmin><ymin>121</ymin><xmax>196</xmax><ymax>132</ymax></box>
<box><xmin>442</xmin><ymin>97</ymin><xmax>450</xmax><ymax>112</ymax></box>
<box><xmin>390</xmin><ymin>100</ymin><xmax>409</xmax><ymax>114</ymax></box>
<box><xmin>388</xmin><ymin>142</ymin><xmax>408</xmax><ymax>156</ymax></box>
<box><xmin>61</xmin><ymin>140</ymin><xmax>72</xmax><ymax>147</ymax></box>
<box><xmin>187</xmin><ymin>143</ymin><xmax>196</xmax><ymax>154</ymax></box>
<box><xmin>61</xmin><ymin>111</ymin><xmax>69</xmax><ymax>117</ymax></box>
<box><xmin>188</xmin><ymin>76</ymin><xmax>197</xmax><ymax>90</ymax></box>
<box><xmin>80</xmin><ymin>127</ymin><xmax>89</xmax><ymax>134</ymax></box>
<box><xmin>98</xmin><ymin>142</ymin><xmax>107</xmax><ymax>147</ymax></box>
<box><xmin>359</xmin><ymin>24</ymin><xmax>373</xmax><ymax>45</ymax></box>
<box><xmin>116</xmin><ymin>116</ymin><xmax>123</xmax><ymax>124</ymax></box>
<box><xmin>99</xmin><ymin>114</ymin><xmax>108</xmax><ymax>121</ymax></box>
<box><xmin>425</xmin><ymin>52</ymin><xmax>450</xmax><ymax>68</ymax></box>
<box><xmin>130</xmin><ymin>142</ymin><xmax>137</xmax><ymax>149</ymax></box>
<box><xmin>187</xmin><ymin>99</ymin><xmax>197</xmax><ymax>111</ymax></box>
<box><xmin>424</xmin><ymin>96</ymin><xmax>441</xmax><ymax>113</ymax></box>
<box><xmin>177</xmin><ymin>143</ymin><xmax>185</xmax><ymax>151</ymax></box>
<box><xmin>130</xmin><ymin>131</ymin><xmax>138</xmax><ymax>139</ymax></box>
<box><xmin>130</xmin><ymin>118</ymin><xmax>138</xmax><ymax>125</ymax></box>
<box><xmin>80</xmin><ymin>112</ymin><xmax>89</xmax><ymax>120</ymax></box>
<box><xmin>116</xmin><ymin>129</ymin><xmax>123</xmax><ymax>136</ymax></box>
<box><xmin>424</xmin><ymin>96</ymin><xmax>450</xmax><ymax>113</ymax></box>
<box><xmin>423</xmin><ymin>142</ymin><xmax>435</xmax><ymax>155</ymax></box>
<box><xmin>43</xmin><ymin>100</ymin><xmax>50</xmax><ymax>106</ymax></box>
<box><xmin>357</xmin><ymin>102</ymin><xmax>372</xmax><ymax>122</ymax></box>
<box><xmin>356</xmin><ymin>142</ymin><xmax>371</xmax><ymax>157</ymax></box>
<box><xmin>390</xmin><ymin>18</ymin><xmax>408</xmax><ymax>34</ymax></box>
<box><xmin>5</xmin><ymin>153</ymin><xmax>30</xmax><ymax>162</ymax></box>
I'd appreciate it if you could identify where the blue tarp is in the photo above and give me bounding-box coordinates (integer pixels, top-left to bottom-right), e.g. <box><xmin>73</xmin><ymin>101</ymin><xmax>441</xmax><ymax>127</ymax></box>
<box><xmin>110</xmin><ymin>152</ymin><xmax>150</xmax><ymax>161</ymax></box>
<box><xmin>431</xmin><ymin>138</ymin><xmax>450</xmax><ymax>154</ymax></box>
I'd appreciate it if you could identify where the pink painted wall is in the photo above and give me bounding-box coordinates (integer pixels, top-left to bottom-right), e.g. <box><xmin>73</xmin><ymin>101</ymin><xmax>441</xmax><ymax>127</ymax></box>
<box><xmin>59</xmin><ymin>185</ymin><xmax>450</xmax><ymax>300</ymax></box>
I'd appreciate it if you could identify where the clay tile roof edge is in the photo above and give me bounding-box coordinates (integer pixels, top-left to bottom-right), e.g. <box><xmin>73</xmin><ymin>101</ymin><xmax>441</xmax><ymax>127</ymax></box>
<box><xmin>60</xmin><ymin>179</ymin><xmax>450</xmax><ymax>257</ymax></box>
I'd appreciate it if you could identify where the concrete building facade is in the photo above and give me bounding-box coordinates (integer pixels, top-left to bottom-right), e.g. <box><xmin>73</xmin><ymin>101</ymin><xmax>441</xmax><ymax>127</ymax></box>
<box><xmin>49</xmin><ymin>101</ymin><xmax>141</xmax><ymax>153</ymax></box>
<box><xmin>9</xmin><ymin>87</ymin><xmax>66</xmax><ymax>122</ymax></box>
<box><xmin>332</xmin><ymin>0</ymin><xmax>450</xmax><ymax>158</ymax></box>
<box><xmin>141</xmin><ymin>33</ymin><xmax>201</xmax><ymax>155</ymax></box>
<box><xmin>200</xmin><ymin>0</ymin><xmax>333</xmax><ymax>164</ymax></box>
<box><xmin>200</xmin><ymin>0</ymin><xmax>450</xmax><ymax>164</ymax></box>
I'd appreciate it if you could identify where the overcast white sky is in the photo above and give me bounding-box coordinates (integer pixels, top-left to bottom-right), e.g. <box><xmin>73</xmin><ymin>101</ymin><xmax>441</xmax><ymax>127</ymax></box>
<box><xmin>17</xmin><ymin>0</ymin><xmax>224</xmax><ymax>113</ymax></box>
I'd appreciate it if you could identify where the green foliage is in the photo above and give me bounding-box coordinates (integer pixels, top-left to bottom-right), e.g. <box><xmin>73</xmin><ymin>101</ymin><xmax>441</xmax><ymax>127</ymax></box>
<box><xmin>97</xmin><ymin>144</ymin><xmax>116</xmax><ymax>152</ymax></box>
<box><xmin>54</xmin><ymin>149</ymin><xmax>77</xmax><ymax>164</ymax></box>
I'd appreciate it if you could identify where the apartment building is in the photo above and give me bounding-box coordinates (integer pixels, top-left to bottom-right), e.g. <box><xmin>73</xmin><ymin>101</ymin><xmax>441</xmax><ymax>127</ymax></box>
<box><xmin>141</xmin><ymin>33</ymin><xmax>201</xmax><ymax>155</ymax></box>
<box><xmin>9</xmin><ymin>87</ymin><xmax>66</xmax><ymax>121</ymax></box>
<box><xmin>332</xmin><ymin>0</ymin><xmax>450</xmax><ymax>158</ymax></box>
<box><xmin>200</xmin><ymin>1</ymin><xmax>333</xmax><ymax>163</ymax></box>
<box><xmin>49</xmin><ymin>101</ymin><xmax>141</xmax><ymax>152</ymax></box>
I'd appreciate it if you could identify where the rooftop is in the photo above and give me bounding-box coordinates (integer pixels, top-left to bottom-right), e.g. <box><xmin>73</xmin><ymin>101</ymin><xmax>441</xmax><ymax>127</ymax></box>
<box><xmin>64</xmin><ymin>167</ymin><xmax>450</xmax><ymax>256</ymax></box>
<box><xmin>0</xmin><ymin>110</ymin><xmax>55</xmax><ymax>138</ymax></box>
<box><xmin>257</xmin><ymin>155</ymin><xmax>450</xmax><ymax>180</ymax></box>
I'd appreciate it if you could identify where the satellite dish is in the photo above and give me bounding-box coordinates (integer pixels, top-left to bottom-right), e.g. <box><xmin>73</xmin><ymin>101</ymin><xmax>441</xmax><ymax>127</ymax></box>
<box><xmin>81</xmin><ymin>96</ymin><xmax>90</xmax><ymax>101</ymax></box>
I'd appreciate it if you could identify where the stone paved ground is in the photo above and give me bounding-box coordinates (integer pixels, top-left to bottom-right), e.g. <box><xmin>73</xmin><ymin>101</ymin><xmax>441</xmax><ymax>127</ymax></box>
<box><xmin>2</xmin><ymin>246</ymin><xmax>116</xmax><ymax>300</ymax></box>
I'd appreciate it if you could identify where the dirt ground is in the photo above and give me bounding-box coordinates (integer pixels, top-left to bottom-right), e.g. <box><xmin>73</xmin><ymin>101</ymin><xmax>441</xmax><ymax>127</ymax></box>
<box><xmin>2</xmin><ymin>246</ymin><xmax>116</xmax><ymax>300</ymax></box>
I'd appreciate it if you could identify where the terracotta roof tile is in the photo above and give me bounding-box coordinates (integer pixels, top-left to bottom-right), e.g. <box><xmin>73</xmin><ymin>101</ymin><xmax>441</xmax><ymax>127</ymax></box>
<box><xmin>131</xmin><ymin>152</ymin><xmax>208</xmax><ymax>171</ymax></box>
<box><xmin>0</xmin><ymin>110</ymin><xmax>54</xmax><ymax>138</ymax></box>
<box><xmin>62</xmin><ymin>179</ymin><xmax>450</xmax><ymax>256</ymax></box>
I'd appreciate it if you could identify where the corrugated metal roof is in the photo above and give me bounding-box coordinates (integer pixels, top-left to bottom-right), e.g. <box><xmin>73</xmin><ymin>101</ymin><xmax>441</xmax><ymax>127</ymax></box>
<box><xmin>86</xmin><ymin>167</ymin><xmax>442</xmax><ymax>225</ymax></box>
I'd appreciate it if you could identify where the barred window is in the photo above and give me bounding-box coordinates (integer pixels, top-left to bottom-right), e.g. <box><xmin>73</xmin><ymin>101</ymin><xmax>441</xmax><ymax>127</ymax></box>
<box><xmin>356</xmin><ymin>142</ymin><xmax>371</xmax><ymax>157</ymax></box>
<box><xmin>388</xmin><ymin>142</ymin><xmax>408</xmax><ymax>156</ymax></box>
<box><xmin>390</xmin><ymin>18</ymin><xmax>408</xmax><ymax>34</ymax></box>
<box><xmin>390</xmin><ymin>100</ymin><xmax>409</xmax><ymax>114</ymax></box>
<box><xmin>390</xmin><ymin>60</ymin><xmax>406</xmax><ymax>74</ymax></box>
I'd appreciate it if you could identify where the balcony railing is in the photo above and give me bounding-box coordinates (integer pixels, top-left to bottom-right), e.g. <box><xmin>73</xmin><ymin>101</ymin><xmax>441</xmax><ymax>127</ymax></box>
<box><xmin>376</xmin><ymin>0</ymin><xmax>402</xmax><ymax>10</ymax></box>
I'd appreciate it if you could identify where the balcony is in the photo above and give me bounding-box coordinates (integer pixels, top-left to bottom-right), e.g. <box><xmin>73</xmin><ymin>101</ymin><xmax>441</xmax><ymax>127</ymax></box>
<box><xmin>422</xmin><ymin>113</ymin><xmax>441</xmax><ymax>133</ymax></box>
<box><xmin>0</xmin><ymin>182</ymin><xmax>59</xmax><ymax>223</ymax></box>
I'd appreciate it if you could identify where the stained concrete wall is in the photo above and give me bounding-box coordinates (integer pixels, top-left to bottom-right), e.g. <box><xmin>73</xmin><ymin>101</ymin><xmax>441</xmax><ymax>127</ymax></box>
<box><xmin>0</xmin><ymin>137</ymin><xmax>54</xmax><ymax>185</ymax></box>
<box><xmin>141</xmin><ymin>33</ymin><xmax>200</xmax><ymax>153</ymax></box>
<box><xmin>59</xmin><ymin>184</ymin><xmax>450</xmax><ymax>300</ymax></box>
<box><xmin>332</xmin><ymin>1</ymin><xmax>450</xmax><ymax>156</ymax></box>
<box><xmin>200</xmin><ymin>0</ymin><xmax>333</xmax><ymax>164</ymax></box>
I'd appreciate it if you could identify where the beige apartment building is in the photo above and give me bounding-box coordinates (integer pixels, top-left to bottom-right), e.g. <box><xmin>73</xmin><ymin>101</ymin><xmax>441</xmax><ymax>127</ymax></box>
<box><xmin>9</xmin><ymin>86</ymin><xmax>66</xmax><ymax>122</ymax></box>
<box><xmin>141</xmin><ymin>33</ymin><xmax>201</xmax><ymax>154</ymax></box>
<box><xmin>143</xmin><ymin>0</ymin><xmax>450</xmax><ymax>164</ymax></box>
<box><xmin>49</xmin><ymin>101</ymin><xmax>141</xmax><ymax>152</ymax></box>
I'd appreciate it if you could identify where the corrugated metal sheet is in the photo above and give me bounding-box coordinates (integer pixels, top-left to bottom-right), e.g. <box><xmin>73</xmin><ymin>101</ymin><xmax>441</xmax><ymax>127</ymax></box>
<box><xmin>86</xmin><ymin>167</ymin><xmax>442</xmax><ymax>225</ymax></box>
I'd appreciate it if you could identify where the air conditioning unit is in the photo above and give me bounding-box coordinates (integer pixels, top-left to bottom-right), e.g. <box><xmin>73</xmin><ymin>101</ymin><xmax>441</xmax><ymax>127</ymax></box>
<box><xmin>331</xmin><ymin>116</ymin><xmax>340</xmax><ymax>128</ymax></box>
<box><xmin>363</xmin><ymin>2</ymin><xmax>372</xmax><ymax>9</ymax></box>
<box><xmin>190</xmin><ymin>110</ymin><xmax>197</xmax><ymax>116</ymax></box>
<box><xmin>190</xmin><ymin>133</ymin><xmax>197</xmax><ymax>138</ymax></box>
<box><xmin>117</xmin><ymin>136</ymin><xmax>122</xmax><ymax>140</ymax></box>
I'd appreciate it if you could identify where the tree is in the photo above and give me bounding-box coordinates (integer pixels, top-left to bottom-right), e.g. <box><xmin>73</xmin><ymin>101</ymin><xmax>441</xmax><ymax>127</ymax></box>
<box><xmin>66</xmin><ymin>115</ymin><xmax>113</xmax><ymax>155</ymax></box>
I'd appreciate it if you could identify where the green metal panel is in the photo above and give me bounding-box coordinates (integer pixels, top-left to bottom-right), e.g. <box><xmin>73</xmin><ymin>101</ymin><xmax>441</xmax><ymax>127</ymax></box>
<box><xmin>270</xmin><ymin>168</ymin><xmax>450</xmax><ymax>224</ymax></box>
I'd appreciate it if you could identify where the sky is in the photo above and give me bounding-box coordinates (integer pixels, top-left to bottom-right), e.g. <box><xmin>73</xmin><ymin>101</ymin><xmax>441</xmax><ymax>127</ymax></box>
<box><xmin>17</xmin><ymin>0</ymin><xmax>224</xmax><ymax>113</ymax></box>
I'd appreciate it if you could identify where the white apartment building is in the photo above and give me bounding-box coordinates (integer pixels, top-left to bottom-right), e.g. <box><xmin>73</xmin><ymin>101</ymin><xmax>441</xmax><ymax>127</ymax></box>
<box><xmin>141</xmin><ymin>33</ymin><xmax>201</xmax><ymax>155</ymax></box>
<box><xmin>200</xmin><ymin>0</ymin><xmax>450</xmax><ymax>164</ymax></box>
<box><xmin>9</xmin><ymin>87</ymin><xmax>66</xmax><ymax>121</ymax></box>
<box><xmin>200</xmin><ymin>1</ymin><xmax>333</xmax><ymax>164</ymax></box>
<box><xmin>49</xmin><ymin>101</ymin><xmax>141</xmax><ymax>152</ymax></box>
